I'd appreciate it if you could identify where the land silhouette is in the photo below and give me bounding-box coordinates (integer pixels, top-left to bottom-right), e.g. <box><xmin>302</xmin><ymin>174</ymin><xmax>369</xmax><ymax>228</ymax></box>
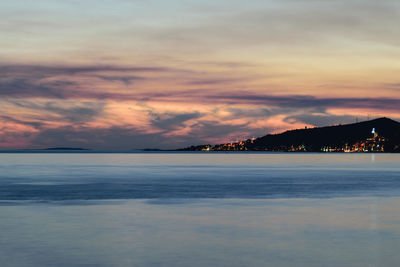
<box><xmin>180</xmin><ymin>117</ymin><xmax>400</xmax><ymax>152</ymax></box>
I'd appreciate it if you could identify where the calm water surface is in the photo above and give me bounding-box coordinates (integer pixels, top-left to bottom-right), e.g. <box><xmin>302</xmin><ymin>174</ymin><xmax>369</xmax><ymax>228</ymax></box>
<box><xmin>0</xmin><ymin>153</ymin><xmax>399</xmax><ymax>266</ymax></box>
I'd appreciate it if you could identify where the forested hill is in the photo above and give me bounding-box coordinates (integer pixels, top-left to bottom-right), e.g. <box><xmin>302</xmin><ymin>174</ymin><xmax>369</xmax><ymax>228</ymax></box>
<box><xmin>180</xmin><ymin>117</ymin><xmax>400</xmax><ymax>152</ymax></box>
<box><xmin>247</xmin><ymin>117</ymin><xmax>400</xmax><ymax>152</ymax></box>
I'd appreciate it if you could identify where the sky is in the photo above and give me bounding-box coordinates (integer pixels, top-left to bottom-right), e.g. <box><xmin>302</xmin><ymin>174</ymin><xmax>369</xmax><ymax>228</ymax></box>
<box><xmin>1</xmin><ymin>0</ymin><xmax>400</xmax><ymax>149</ymax></box>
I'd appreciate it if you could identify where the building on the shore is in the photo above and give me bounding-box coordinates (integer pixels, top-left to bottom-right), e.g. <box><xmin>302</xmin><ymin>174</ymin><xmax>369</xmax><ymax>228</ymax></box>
<box><xmin>321</xmin><ymin>128</ymin><xmax>385</xmax><ymax>152</ymax></box>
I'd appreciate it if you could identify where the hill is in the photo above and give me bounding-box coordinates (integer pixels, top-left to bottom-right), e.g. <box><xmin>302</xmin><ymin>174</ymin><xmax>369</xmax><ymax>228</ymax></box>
<box><xmin>180</xmin><ymin>117</ymin><xmax>400</xmax><ymax>152</ymax></box>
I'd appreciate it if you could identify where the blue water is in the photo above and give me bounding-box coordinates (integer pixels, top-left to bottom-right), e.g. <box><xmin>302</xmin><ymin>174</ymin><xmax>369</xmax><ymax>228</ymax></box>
<box><xmin>1</xmin><ymin>153</ymin><xmax>400</xmax><ymax>266</ymax></box>
<box><xmin>1</xmin><ymin>153</ymin><xmax>399</xmax><ymax>201</ymax></box>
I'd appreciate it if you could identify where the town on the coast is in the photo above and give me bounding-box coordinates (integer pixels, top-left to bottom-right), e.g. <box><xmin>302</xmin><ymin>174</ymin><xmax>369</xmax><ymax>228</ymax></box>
<box><xmin>180</xmin><ymin>117</ymin><xmax>400</xmax><ymax>153</ymax></box>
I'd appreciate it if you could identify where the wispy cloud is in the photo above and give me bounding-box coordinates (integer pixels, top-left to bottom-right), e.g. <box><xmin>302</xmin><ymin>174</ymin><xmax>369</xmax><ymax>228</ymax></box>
<box><xmin>3</xmin><ymin>100</ymin><xmax>106</xmax><ymax>125</ymax></box>
<box><xmin>0</xmin><ymin>63</ymin><xmax>170</xmax><ymax>99</ymax></box>
<box><xmin>95</xmin><ymin>75</ymin><xmax>145</xmax><ymax>85</ymax></box>
<box><xmin>149</xmin><ymin>112</ymin><xmax>201</xmax><ymax>132</ymax></box>
<box><xmin>129</xmin><ymin>91</ymin><xmax>400</xmax><ymax>112</ymax></box>
<box><xmin>0</xmin><ymin>64</ymin><xmax>167</xmax><ymax>76</ymax></box>
<box><xmin>2</xmin><ymin>70</ymin><xmax>399</xmax><ymax>112</ymax></box>
<box><xmin>29</xmin><ymin>119</ymin><xmax>257</xmax><ymax>150</ymax></box>
<box><xmin>1</xmin><ymin>0</ymin><xmax>399</xmax><ymax>149</ymax></box>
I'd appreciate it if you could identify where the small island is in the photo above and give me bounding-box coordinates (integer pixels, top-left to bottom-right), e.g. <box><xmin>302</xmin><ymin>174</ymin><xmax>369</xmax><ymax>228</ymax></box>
<box><xmin>45</xmin><ymin>147</ymin><xmax>89</xmax><ymax>151</ymax></box>
<box><xmin>179</xmin><ymin>117</ymin><xmax>400</xmax><ymax>152</ymax></box>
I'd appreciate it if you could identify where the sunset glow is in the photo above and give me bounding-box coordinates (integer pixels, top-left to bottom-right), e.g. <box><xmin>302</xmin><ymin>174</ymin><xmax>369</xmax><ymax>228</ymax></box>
<box><xmin>1</xmin><ymin>0</ymin><xmax>400</xmax><ymax>149</ymax></box>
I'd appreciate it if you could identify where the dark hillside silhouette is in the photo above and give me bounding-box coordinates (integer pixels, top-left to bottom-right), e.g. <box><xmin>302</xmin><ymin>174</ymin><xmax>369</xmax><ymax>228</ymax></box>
<box><xmin>181</xmin><ymin>117</ymin><xmax>400</xmax><ymax>152</ymax></box>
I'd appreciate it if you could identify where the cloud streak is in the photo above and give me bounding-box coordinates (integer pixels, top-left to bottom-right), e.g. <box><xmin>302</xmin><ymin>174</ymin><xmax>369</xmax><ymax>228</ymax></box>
<box><xmin>2</xmin><ymin>74</ymin><xmax>399</xmax><ymax>112</ymax></box>
<box><xmin>0</xmin><ymin>64</ymin><xmax>167</xmax><ymax>76</ymax></box>
<box><xmin>1</xmin><ymin>62</ymin><xmax>399</xmax><ymax>114</ymax></box>
<box><xmin>1</xmin><ymin>0</ymin><xmax>400</xmax><ymax>149</ymax></box>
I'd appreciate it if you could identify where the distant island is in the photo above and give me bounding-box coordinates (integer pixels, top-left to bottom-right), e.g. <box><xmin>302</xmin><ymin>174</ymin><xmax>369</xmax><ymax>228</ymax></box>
<box><xmin>45</xmin><ymin>147</ymin><xmax>89</xmax><ymax>151</ymax></box>
<box><xmin>179</xmin><ymin>117</ymin><xmax>400</xmax><ymax>152</ymax></box>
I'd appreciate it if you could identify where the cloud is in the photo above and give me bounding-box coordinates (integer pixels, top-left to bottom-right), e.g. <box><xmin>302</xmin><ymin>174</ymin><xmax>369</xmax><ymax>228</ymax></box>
<box><xmin>383</xmin><ymin>83</ymin><xmax>400</xmax><ymax>90</ymax></box>
<box><xmin>122</xmin><ymin>0</ymin><xmax>400</xmax><ymax>51</ymax></box>
<box><xmin>0</xmin><ymin>78</ymin><xmax>86</xmax><ymax>98</ymax></box>
<box><xmin>1</xmin><ymin>63</ymin><xmax>399</xmax><ymax>116</ymax></box>
<box><xmin>41</xmin><ymin>102</ymin><xmax>106</xmax><ymax>123</ymax></box>
<box><xmin>285</xmin><ymin>113</ymin><xmax>358</xmax><ymax>127</ymax></box>
<box><xmin>130</xmin><ymin>91</ymin><xmax>400</xmax><ymax>112</ymax></box>
<box><xmin>2</xmin><ymin>98</ymin><xmax>398</xmax><ymax>149</ymax></box>
<box><xmin>184</xmin><ymin>77</ymin><xmax>247</xmax><ymax>86</ymax></box>
<box><xmin>1</xmin><ymin>1</ymin><xmax>399</xmax><ymax>150</ymax></box>
<box><xmin>2</xmin><ymin>73</ymin><xmax>399</xmax><ymax>113</ymax></box>
<box><xmin>3</xmin><ymin>100</ymin><xmax>106</xmax><ymax>124</ymax></box>
<box><xmin>0</xmin><ymin>63</ymin><xmax>171</xmax><ymax>99</ymax></box>
<box><xmin>149</xmin><ymin>112</ymin><xmax>201</xmax><ymax>131</ymax></box>
<box><xmin>0</xmin><ymin>64</ymin><xmax>167</xmax><ymax>77</ymax></box>
<box><xmin>1</xmin><ymin>63</ymin><xmax>397</xmax><ymax>115</ymax></box>
<box><xmin>31</xmin><ymin>126</ymin><xmax>152</xmax><ymax>150</ymax></box>
<box><xmin>201</xmin><ymin>93</ymin><xmax>400</xmax><ymax>111</ymax></box>
<box><xmin>29</xmin><ymin>119</ymin><xmax>260</xmax><ymax>150</ymax></box>
<box><xmin>95</xmin><ymin>75</ymin><xmax>145</xmax><ymax>85</ymax></box>
<box><xmin>184</xmin><ymin>120</ymin><xmax>256</xmax><ymax>144</ymax></box>
<box><xmin>0</xmin><ymin>119</ymin><xmax>39</xmax><ymax>148</ymax></box>
<box><xmin>18</xmin><ymin>107</ymin><xmax>259</xmax><ymax>149</ymax></box>
<box><xmin>0</xmin><ymin>115</ymin><xmax>44</xmax><ymax>129</ymax></box>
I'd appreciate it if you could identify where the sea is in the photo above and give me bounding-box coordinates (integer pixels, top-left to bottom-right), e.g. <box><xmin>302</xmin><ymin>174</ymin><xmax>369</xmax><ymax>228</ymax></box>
<box><xmin>0</xmin><ymin>152</ymin><xmax>399</xmax><ymax>267</ymax></box>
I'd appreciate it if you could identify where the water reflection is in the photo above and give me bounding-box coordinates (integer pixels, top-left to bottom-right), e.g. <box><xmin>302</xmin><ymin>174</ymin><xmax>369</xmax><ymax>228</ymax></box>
<box><xmin>0</xmin><ymin>153</ymin><xmax>399</xmax><ymax>266</ymax></box>
<box><xmin>0</xmin><ymin>198</ymin><xmax>400</xmax><ymax>267</ymax></box>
